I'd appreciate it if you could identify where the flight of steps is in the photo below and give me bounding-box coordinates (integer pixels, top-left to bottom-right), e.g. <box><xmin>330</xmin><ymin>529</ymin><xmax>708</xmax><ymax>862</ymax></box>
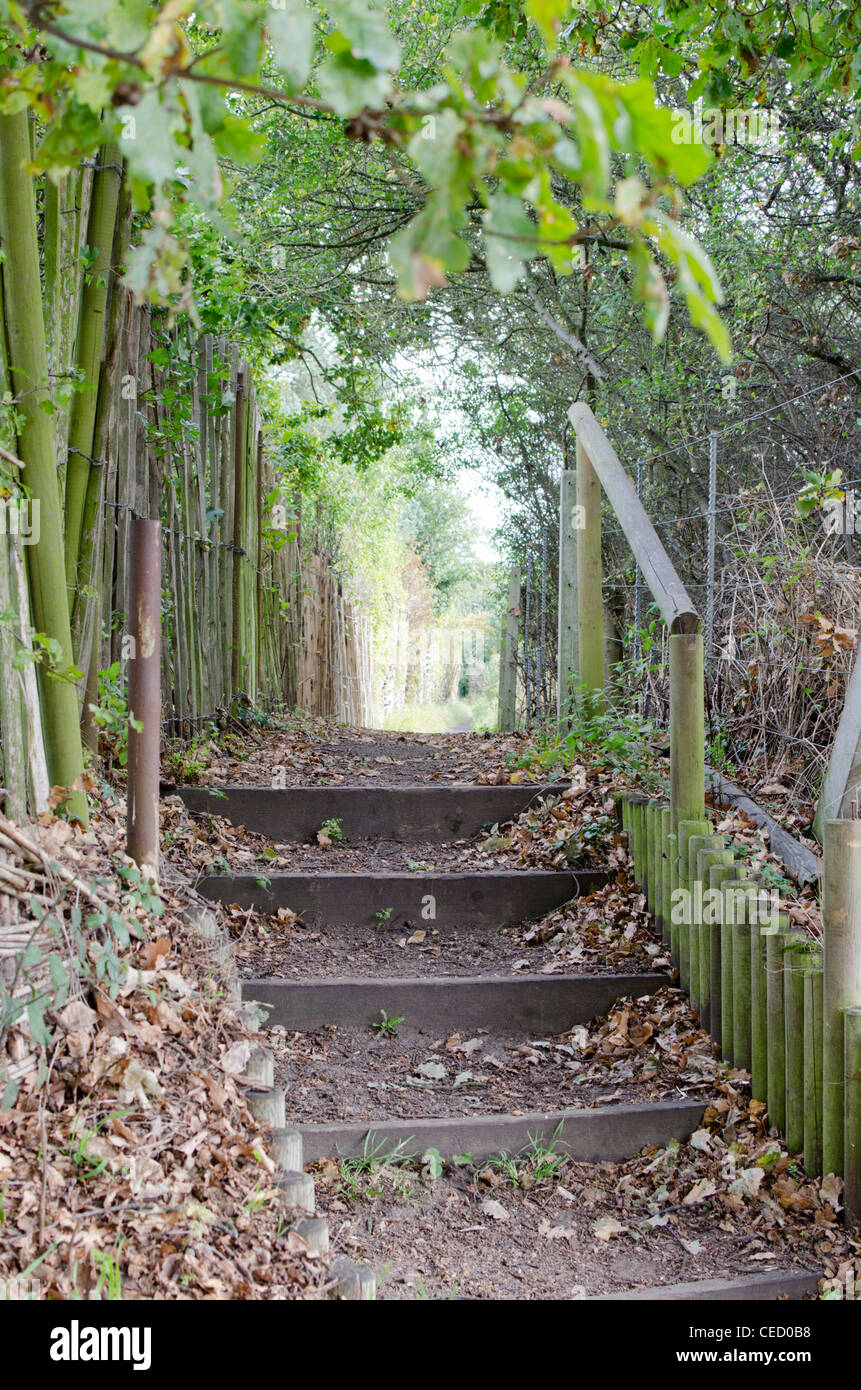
<box><xmin>184</xmin><ymin>771</ymin><xmax>714</xmax><ymax>1298</ymax></box>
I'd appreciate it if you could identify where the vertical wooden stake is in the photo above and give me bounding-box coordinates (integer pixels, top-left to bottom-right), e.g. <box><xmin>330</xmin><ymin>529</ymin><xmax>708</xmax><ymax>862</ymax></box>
<box><xmin>576</xmin><ymin>436</ymin><xmax>603</xmax><ymax>707</ymax></box>
<box><xmin>660</xmin><ymin>806</ymin><xmax>672</xmax><ymax>947</ymax></box>
<box><xmin>727</xmin><ymin>880</ymin><xmax>759</xmax><ymax>1070</ymax></box>
<box><xmin>845</xmin><ymin>1006</ymin><xmax>861</xmax><ymax>1226</ymax></box>
<box><xmin>749</xmin><ymin>907</ymin><xmax>770</xmax><ymax>1102</ymax></box>
<box><xmin>766</xmin><ymin>922</ymin><xmax>790</xmax><ymax>1136</ymax></box>
<box><xmin>697</xmin><ymin>845</ymin><xmax>732</xmax><ymax>1034</ymax></box>
<box><xmin>709</xmin><ymin>861</ymin><xmax>739</xmax><ymax>1048</ymax></box>
<box><xmin>804</xmin><ymin>965</ymin><xmax>824</xmax><ymax>1178</ymax></box>
<box><xmin>683</xmin><ymin>829</ymin><xmax>717</xmax><ymax>1002</ymax></box>
<box><xmin>498</xmin><ymin>564</ymin><xmax>520</xmax><ymax>731</ymax></box>
<box><xmin>557</xmin><ymin>469</ymin><xmax>578</xmax><ymax>726</ymax></box>
<box><xmin>822</xmin><ymin>820</ymin><xmax>861</xmax><ymax>1179</ymax></box>
<box><xmin>127</xmin><ymin>518</ymin><xmax>161</xmax><ymax>884</ymax></box>
<box><xmin>230</xmin><ymin>372</ymin><xmax>245</xmax><ymax>697</ymax></box>
<box><xmin>785</xmin><ymin>938</ymin><xmax>819</xmax><ymax>1154</ymax></box>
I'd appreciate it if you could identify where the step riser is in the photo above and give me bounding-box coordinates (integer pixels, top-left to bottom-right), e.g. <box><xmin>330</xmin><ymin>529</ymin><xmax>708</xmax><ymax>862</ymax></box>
<box><xmin>590</xmin><ymin>1271</ymin><xmax>821</xmax><ymax>1301</ymax></box>
<box><xmin>298</xmin><ymin>1100</ymin><xmax>705</xmax><ymax>1164</ymax></box>
<box><xmin>177</xmin><ymin>784</ymin><xmax>567</xmax><ymax>843</ymax></box>
<box><xmin>198</xmin><ymin>870</ymin><xmax>608</xmax><ymax>929</ymax></box>
<box><xmin>244</xmin><ymin>972</ymin><xmax>669</xmax><ymax>1033</ymax></box>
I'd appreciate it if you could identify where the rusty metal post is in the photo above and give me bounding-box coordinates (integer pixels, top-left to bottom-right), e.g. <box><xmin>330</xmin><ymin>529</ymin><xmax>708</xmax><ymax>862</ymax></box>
<box><xmin>127</xmin><ymin>518</ymin><xmax>162</xmax><ymax>882</ymax></box>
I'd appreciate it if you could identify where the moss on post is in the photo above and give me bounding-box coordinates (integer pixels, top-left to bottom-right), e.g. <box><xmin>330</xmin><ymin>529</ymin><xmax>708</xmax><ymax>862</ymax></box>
<box><xmin>785</xmin><ymin>938</ymin><xmax>819</xmax><ymax>1156</ymax></box>
<box><xmin>803</xmin><ymin>965</ymin><xmax>824</xmax><ymax>1179</ymax></box>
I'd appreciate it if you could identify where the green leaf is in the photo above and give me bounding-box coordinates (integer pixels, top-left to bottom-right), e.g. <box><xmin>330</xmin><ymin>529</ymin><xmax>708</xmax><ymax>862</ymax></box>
<box><xmin>27</xmin><ymin>999</ymin><xmax>53</xmax><ymax>1048</ymax></box>
<box><xmin>388</xmin><ymin>195</ymin><xmax>470</xmax><ymax>299</ymax></box>
<box><xmin>316</xmin><ymin>52</ymin><xmax>391</xmax><ymax>115</ymax></box>
<box><xmin>322</xmin><ymin>0</ymin><xmax>400</xmax><ymax>70</ymax></box>
<box><xmin>267</xmin><ymin>0</ymin><xmax>316</xmax><ymax>91</ymax></box>
<box><xmin>525</xmin><ymin>0</ymin><xmax>569</xmax><ymax>47</ymax></box>
<box><xmin>483</xmin><ymin>193</ymin><xmax>537</xmax><ymax>293</ymax></box>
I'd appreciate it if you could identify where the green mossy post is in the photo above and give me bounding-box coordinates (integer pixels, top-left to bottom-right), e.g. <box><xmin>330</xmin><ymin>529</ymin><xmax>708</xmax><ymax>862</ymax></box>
<box><xmin>660</xmin><ymin>807</ymin><xmax>672</xmax><ymax>947</ymax></box>
<box><xmin>785</xmin><ymin>938</ymin><xmax>819</xmax><ymax>1156</ymax></box>
<box><xmin>845</xmin><ymin>1006</ymin><xmax>861</xmax><ymax>1227</ymax></box>
<box><xmin>644</xmin><ymin>802</ymin><xmax>655</xmax><ymax>906</ymax></box>
<box><xmin>631</xmin><ymin>798</ymin><xmax>645</xmax><ymax>886</ymax></box>
<box><xmin>822</xmin><ymin>821</ymin><xmax>861</xmax><ymax>1181</ymax></box>
<box><xmin>726</xmin><ymin>879</ymin><xmax>758</xmax><ymax>1071</ymax></box>
<box><xmin>766</xmin><ymin>923</ymin><xmax>790</xmax><ymax>1137</ymax></box>
<box><xmin>0</xmin><ymin>106</ymin><xmax>87</xmax><ymax>823</ymax></box>
<box><xmin>666</xmin><ymin>829</ymin><xmax>680</xmax><ymax>964</ymax></box>
<box><xmin>708</xmin><ymin>861</ymin><xmax>740</xmax><ymax>1048</ymax></box>
<box><xmin>686</xmin><ymin>832</ymin><xmax>721</xmax><ymax>1012</ymax></box>
<box><xmin>697</xmin><ymin>845</ymin><xmax>733</xmax><ymax>1034</ymax></box>
<box><xmin>750</xmin><ymin>909</ymin><xmax>770</xmax><ymax>1103</ymax></box>
<box><xmin>803</xmin><ymin>965</ymin><xmax>824</xmax><ymax>1178</ymax></box>
<box><xmin>676</xmin><ymin>820</ymin><xmax>711</xmax><ymax>994</ymax></box>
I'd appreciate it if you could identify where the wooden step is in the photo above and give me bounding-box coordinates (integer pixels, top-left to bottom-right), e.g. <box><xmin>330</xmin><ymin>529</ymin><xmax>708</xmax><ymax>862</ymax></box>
<box><xmin>175</xmin><ymin>782</ymin><xmax>568</xmax><ymax>843</ymax></box>
<box><xmin>198</xmin><ymin>869</ymin><xmax>608</xmax><ymax>929</ymax></box>
<box><xmin>243</xmin><ymin>971</ymin><xmax>669</xmax><ymax>1032</ymax></box>
<box><xmin>589</xmin><ymin>1269</ymin><xmax>821</xmax><ymax>1301</ymax></box>
<box><xmin>297</xmin><ymin>1099</ymin><xmax>706</xmax><ymax>1164</ymax></box>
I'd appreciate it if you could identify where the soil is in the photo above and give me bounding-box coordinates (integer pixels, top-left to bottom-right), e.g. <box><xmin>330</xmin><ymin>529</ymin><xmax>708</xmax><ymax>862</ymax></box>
<box><xmin>237</xmin><ymin>917</ymin><xmax>565</xmax><ymax>979</ymax></box>
<box><xmin>312</xmin><ymin>1156</ymin><xmax>820</xmax><ymax>1301</ymax></box>
<box><xmin>271</xmin><ymin>1018</ymin><xmax>718</xmax><ymax>1125</ymax></box>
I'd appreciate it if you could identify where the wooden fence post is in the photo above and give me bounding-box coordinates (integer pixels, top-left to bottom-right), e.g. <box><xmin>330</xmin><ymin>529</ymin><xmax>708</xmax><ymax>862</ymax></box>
<box><xmin>230</xmin><ymin>371</ymin><xmax>245</xmax><ymax>697</ymax></box>
<box><xmin>576</xmin><ymin>436</ymin><xmax>603</xmax><ymax>705</ymax></box>
<box><xmin>557</xmin><ymin>468</ymin><xmax>578</xmax><ymax>725</ymax></box>
<box><xmin>669</xmin><ymin>631</ymin><xmax>705</xmax><ymax>832</ymax></box>
<box><xmin>822</xmin><ymin>819</ymin><xmax>861</xmax><ymax>1178</ymax></box>
<box><xmin>498</xmin><ymin>564</ymin><xmax>520</xmax><ymax>731</ymax></box>
<box><xmin>845</xmin><ymin>1006</ymin><xmax>861</xmax><ymax>1225</ymax></box>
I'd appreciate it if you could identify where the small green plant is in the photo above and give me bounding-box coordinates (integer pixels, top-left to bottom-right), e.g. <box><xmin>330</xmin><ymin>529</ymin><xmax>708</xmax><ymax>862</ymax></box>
<box><xmin>317</xmin><ymin>817</ymin><xmax>345</xmax><ymax>844</ymax></box>
<box><xmin>92</xmin><ymin>1238</ymin><xmax>124</xmax><ymax>1300</ymax></box>
<box><xmin>164</xmin><ymin>733</ymin><xmax>210</xmax><ymax>784</ymax></box>
<box><xmin>68</xmin><ymin>1110</ymin><xmax>131</xmax><ymax>1183</ymax></box>
<box><xmin>372</xmin><ymin>1009</ymin><xmax>404</xmax><ymax>1037</ymax></box>
<box><xmin>89</xmin><ymin>662</ymin><xmax>142</xmax><ymax>769</ymax></box>
<box><xmin>421</xmin><ymin>1147</ymin><xmax>443</xmax><ymax>1180</ymax></box>
<box><xmin>375</xmin><ymin>906</ymin><xmax>394</xmax><ymax>929</ymax></box>
<box><xmin>338</xmin><ymin>1134</ymin><xmax>415</xmax><ymax>1198</ymax></box>
<box><xmin>489</xmin><ymin>1129</ymin><xmax>566</xmax><ymax>1188</ymax></box>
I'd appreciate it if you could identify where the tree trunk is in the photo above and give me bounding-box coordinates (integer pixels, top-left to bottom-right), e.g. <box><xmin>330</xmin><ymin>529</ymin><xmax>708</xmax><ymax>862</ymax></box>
<box><xmin>0</xmin><ymin>106</ymin><xmax>87</xmax><ymax>822</ymax></box>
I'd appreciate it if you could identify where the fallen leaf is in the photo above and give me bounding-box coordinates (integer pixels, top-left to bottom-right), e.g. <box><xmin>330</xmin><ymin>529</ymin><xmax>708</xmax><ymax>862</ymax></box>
<box><xmin>481</xmin><ymin>1199</ymin><xmax>510</xmax><ymax>1222</ymax></box>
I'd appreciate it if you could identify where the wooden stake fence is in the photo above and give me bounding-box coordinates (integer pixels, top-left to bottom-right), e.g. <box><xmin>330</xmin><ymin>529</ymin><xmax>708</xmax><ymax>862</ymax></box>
<box><xmin>84</xmin><ymin>303</ymin><xmax>373</xmax><ymax>734</ymax></box>
<box><xmin>566</xmin><ymin>399</ymin><xmax>861</xmax><ymax>1219</ymax></box>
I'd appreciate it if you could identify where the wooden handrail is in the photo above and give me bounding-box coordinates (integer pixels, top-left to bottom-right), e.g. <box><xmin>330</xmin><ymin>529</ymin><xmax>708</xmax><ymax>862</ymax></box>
<box><xmin>567</xmin><ymin>402</ymin><xmax>700</xmax><ymax>635</ymax></box>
